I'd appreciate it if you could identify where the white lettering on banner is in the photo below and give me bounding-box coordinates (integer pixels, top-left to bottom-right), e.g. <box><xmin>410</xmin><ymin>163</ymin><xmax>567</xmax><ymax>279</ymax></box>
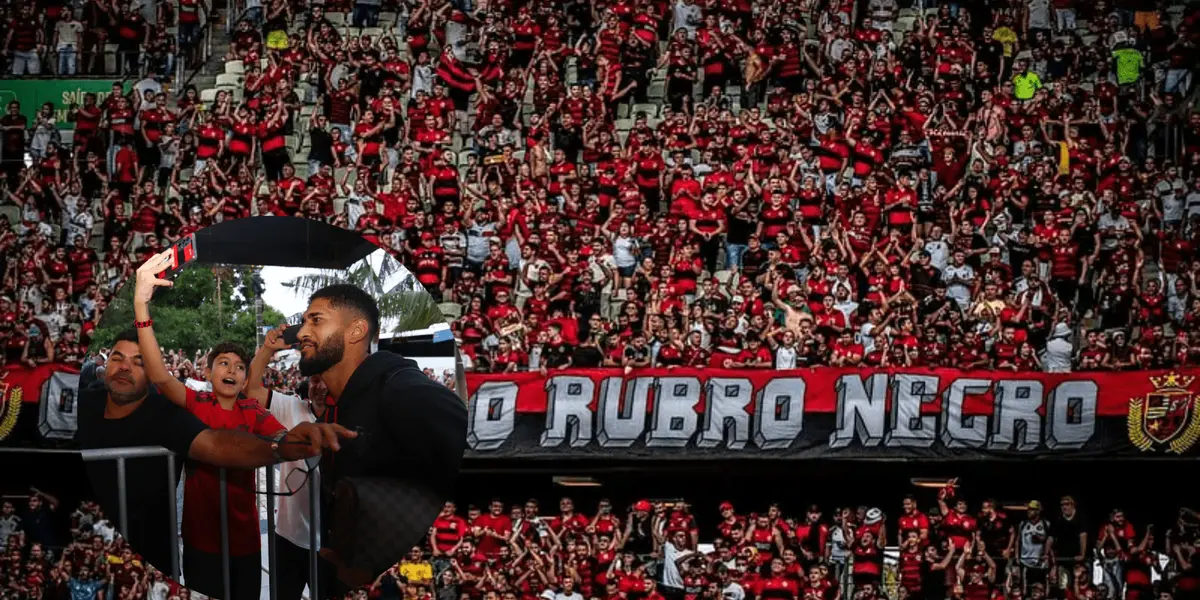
<box><xmin>596</xmin><ymin>376</ymin><xmax>649</xmax><ymax>446</ymax></box>
<box><xmin>697</xmin><ymin>378</ymin><xmax>753</xmax><ymax>449</ymax></box>
<box><xmin>646</xmin><ymin>377</ymin><xmax>703</xmax><ymax>448</ymax></box>
<box><xmin>463</xmin><ymin>373</ymin><xmax>1103</xmax><ymax>452</ymax></box>
<box><xmin>885</xmin><ymin>374</ymin><xmax>939</xmax><ymax>448</ymax></box>
<box><xmin>829</xmin><ymin>374</ymin><xmax>888</xmax><ymax>448</ymax></box>
<box><xmin>467</xmin><ymin>381</ymin><xmax>518</xmax><ymax>451</ymax></box>
<box><xmin>942</xmin><ymin>378</ymin><xmax>993</xmax><ymax>448</ymax></box>
<box><xmin>1045</xmin><ymin>380</ymin><xmax>1098</xmax><ymax>449</ymax></box>
<box><xmin>989</xmin><ymin>380</ymin><xmax>1044</xmax><ymax>451</ymax></box>
<box><xmin>753</xmin><ymin>377</ymin><xmax>806</xmax><ymax>449</ymax></box>
<box><xmin>541</xmin><ymin>375</ymin><xmax>595</xmax><ymax>448</ymax></box>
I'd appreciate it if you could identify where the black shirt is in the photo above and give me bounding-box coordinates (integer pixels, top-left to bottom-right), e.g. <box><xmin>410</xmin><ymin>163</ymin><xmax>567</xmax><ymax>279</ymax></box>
<box><xmin>308</xmin><ymin>128</ymin><xmax>334</xmax><ymax>166</ymax></box>
<box><xmin>726</xmin><ymin>211</ymin><xmax>755</xmax><ymax>245</ymax></box>
<box><xmin>76</xmin><ymin>378</ymin><xmax>206</xmax><ymax>574</ymax></box>
<box><xmin>1053</xmin><ymin>513</ymin><xmax>1089</xmax><ymax>561</ymax></box>
<box><xmin>571</xmin><ymin>345</ymin><xmax>604</xmax><ymax>368</ymax></box>
<box><xmin>320</xmin><ymin>351</ymin><xmax>468</xmax><ymax>579</ymax></box>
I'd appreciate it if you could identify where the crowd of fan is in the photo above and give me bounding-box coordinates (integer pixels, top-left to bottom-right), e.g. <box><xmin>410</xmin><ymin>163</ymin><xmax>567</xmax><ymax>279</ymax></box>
<box><xmin>0</xmin><ymin>489</ymin><xmax>198</xmax><ymax>600</ymax></box>
<box><xmin>1</xmin><ymin>0</ymin><xmax>193</xmax><ymax>78</ymax></box>
<box><xmin>5</xmin><ymin>480</ymin><xmax>1200</xmax><ymax>600</ymax></box>
<box><xmin>3</xmin><ymin>0</ymin><xmax>1200</xmax><ymax>376</ymax></box>
<box><xmin>347</xmin><ymin>482</ymin><xmax>1200</xmax><ymax>600</ymax></box>
<box><xmin>83</xmin><ymin>346</ymin><xmax>457</xmax><ymax>393</ymax></box>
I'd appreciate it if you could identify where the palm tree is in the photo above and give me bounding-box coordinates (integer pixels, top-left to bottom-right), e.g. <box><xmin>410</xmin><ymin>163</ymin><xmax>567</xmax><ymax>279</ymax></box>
<box><xmin>282</xmin><ymin>254</ymin><xmax>447</xmax><ymax>334</ymax></box>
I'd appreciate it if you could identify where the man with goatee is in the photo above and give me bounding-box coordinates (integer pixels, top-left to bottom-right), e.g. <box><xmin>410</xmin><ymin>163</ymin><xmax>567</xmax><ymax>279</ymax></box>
<box><xmin>290</xmin><ymin>283</ymin><xmax>467</xmax><ymax>597</ymax></box>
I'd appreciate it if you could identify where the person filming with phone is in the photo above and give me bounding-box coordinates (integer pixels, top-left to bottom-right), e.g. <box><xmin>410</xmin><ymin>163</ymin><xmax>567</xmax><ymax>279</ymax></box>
<box><xmin>125</xmin><ymin>250</ymin><xmax>295</xmax><ymax>600</ymax></box>
<box><xmin>277</xmin><ymin>281</ymin><xmax>468</xmax><ymax>596</ymax></box>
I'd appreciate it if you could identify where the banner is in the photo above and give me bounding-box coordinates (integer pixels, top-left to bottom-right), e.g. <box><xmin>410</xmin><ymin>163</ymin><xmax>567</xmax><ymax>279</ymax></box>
<box><xmin>39</xmin><ymin>371</ymin><xmax>81</xmax><ymax>440</ymax></box>
<box><xmin>464</xmin><ymin>368</ymin><xmax>1200</xmax><ymax>459</ymax></box>
<box><xmin>0</xmin><ymin>363</ymin><xmax>80</xmax><ymax>443</ymax></box>
<box><xmin>0</xmin><ymin>80</ymin><xmax>127</xmax><ymax>130</ymax></box>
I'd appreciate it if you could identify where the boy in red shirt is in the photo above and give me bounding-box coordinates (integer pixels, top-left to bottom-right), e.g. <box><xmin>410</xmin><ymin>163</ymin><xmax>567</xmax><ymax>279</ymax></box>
<box><xmin>130</xmin><ymin>253</ymin><xmax>286</xmax><ymax>600</ymax></box>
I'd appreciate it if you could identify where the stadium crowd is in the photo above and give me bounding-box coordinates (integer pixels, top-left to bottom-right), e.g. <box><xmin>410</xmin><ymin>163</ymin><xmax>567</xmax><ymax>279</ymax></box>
<box><xmin>2</xmin><ymin>0</ymin><xmax>1200</xmax><ymax>381</ymax></box>
<box><xmin>4</xmin><ymin>480</ymin><xmax>1200</xmax><ymax>600</ymax></box>
<box><xmin>0</xmin><ymin>489</ymin><xmax>198</xmax><ymax>600</ymax></box>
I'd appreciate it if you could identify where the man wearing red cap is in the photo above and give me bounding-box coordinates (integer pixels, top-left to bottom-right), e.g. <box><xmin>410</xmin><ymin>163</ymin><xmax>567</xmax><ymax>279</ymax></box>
<box><xmin>624</xmin><ymin>500</ymin><xmax>655</xmax><ymax>560</ymax></box>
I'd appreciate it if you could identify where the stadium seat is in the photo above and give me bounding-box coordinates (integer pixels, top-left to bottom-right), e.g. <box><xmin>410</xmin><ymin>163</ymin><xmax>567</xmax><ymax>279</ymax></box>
<box><xmin>225</xmin><ymin>60</ymin><xmax>245</xmax><ymax>75</ymax></box>
<box><xmin>216</xmin><ymin>73</ymin><xmax>244</xmax><ymax>87</ymax></box>
<box><xmin>438</xmin><ymin>303</ymin><xmax>463</xmax><ymax>320</ymax></box>
<box><xmin>632</xmin><ymin>103</ymin><xmax>659</xmax><ymax>119</ymax></box>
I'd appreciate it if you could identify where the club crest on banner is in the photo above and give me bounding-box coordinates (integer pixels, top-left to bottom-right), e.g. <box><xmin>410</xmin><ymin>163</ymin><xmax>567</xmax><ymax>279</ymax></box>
<box><xmin>0</xmin><ymin>372</ymin><xmax>22</xmax><ymax>442</ymax></box>
<box><xmin>1128</xmin><ymin>372</ymin><xmax>1200</xmax><ymax>454</ymax></box>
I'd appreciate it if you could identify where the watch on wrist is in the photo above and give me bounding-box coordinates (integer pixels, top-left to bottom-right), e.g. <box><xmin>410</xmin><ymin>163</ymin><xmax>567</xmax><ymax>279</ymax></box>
<box><xmin>270</xmin><ymin>430</ymin><xmax>288</xmax><ymax>462</ymax></box>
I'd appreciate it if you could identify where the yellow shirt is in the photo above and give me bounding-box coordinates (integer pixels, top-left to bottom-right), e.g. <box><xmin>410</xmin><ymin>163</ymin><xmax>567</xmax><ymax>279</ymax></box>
<box><xmin>1012</xmin><ymin>71</ymin><xmax>1042</xmax><ymax>100</ymax></box>
<box><xmin>993</xmin><ymin>27</ymin><xmax>1018</xmax><ymax>56</ymax></box>
<box><xmin>400</xmin><ymin>561</ymin><xmax>433</xmax><ymax>584</ymax></box>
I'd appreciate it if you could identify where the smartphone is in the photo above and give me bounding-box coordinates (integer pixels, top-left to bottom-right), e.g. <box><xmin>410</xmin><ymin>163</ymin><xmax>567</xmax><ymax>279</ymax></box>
<box><xmin>157</xmin><ymin>234</ymin><xmax>198</xmax><ymax>280</ymax></box>
<box><xmin>281</xmin><ymin>326</ymin><xmax>301</xmax><ymax>346</ymax></box>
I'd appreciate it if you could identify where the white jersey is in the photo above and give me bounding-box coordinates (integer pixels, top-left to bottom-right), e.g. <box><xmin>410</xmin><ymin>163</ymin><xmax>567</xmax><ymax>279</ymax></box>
<box><xmin>775</xmin><ymin>346</ymin><xmax>797</xmax><ymax>370</ymax></box>
<box><xmin>267</xmin><ymin>392</ymin><xmax>320</xmax><ymax>550</ymax></box>
<box><xmin>1018</xmin><ymin>519</ymin><xmax>1050</xmax><ymax>568</ymax></box>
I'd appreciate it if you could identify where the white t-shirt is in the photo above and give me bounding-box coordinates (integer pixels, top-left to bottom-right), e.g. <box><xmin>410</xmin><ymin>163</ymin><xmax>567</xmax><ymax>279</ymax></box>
<box><xmin>1026</xmin><ymin>0</ymin><xmax>1051</xmax><ymax>30</ymax></box>
<box><xmin>267</xmin><ymin>392</ymin><xmax>320</xmax><ymax>550</ymax></box>
<box><xmin>672</xmin><ymin>0</ymin><xmax>702</xmax><ymax>37</ymax></box>
<box><xmin>149</xmin><ymin>581</ymin><xmax>171</xmax><ymax>600</ymax></box>
<box><xmin>662</xmin><ymin>541</ymin><xmax>690</xmax><ymax>588</ymax></box>
<box><xmin>1042</xmin><ymin>338</ymin><xmax>1073</xmax><ymax>373</ymax></box>
<box><xmin>614</xmin><ymin>237</ymin><xmax>638</xmax><ymax>268</ymax></box>
<box><xmin>722</xmin><ymin>582</ymin><xmax>745</xmax><ymax>600</ymax></box>
<box><xmin>92</xmin><ymin>519</ymin><xmax>116</xmax><ymax>543</ymax></box>
<box><xmin>924</xmin><ymin>239</ymin><xmax>951</xmax><ymax>271</ymax></box>
<box><xmin>775</xmin><ymin>346</ymin><xmax>797</xmax><ymax>370</ymax></box>
<box><xmin>942</xmin><ymin>264</ymin><xmax>975</xmax><ymax>307</ymax></box>
<box><xmin>55</xmin><ymin>20</ymin><xmax>83</xmax><ymax>48</ymax></box>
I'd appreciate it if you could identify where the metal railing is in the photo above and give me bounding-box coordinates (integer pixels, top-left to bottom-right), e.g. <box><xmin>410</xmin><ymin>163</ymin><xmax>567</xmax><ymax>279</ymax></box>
<box><xmin>80</xmin><ymin>446</ymin><xmax>322</xmax><ymax>600</ymax></box>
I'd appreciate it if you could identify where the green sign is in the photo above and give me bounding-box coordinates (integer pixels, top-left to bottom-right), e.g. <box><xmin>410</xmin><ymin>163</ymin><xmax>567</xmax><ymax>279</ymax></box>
<box><xmin>0</xmin><ymin>79</ymin><xmax>128</xmax><ymax>130</ymax></box>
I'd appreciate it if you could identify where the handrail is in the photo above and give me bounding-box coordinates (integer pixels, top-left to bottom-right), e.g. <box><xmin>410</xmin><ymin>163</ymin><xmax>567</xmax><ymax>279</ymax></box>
<box><xmin>179</xmin><ymin>4</ymin><xmax>260</xmax><ymax>91</ymax></box>
<box><xmin>81</xmin><ymin>446</ymin><xmax>174</xmax><ymax>460</ymax></box>
<box><xmin>79</xmin><ymin>445</ymin><xmax>321</xmax><ymax>598</ymax></box>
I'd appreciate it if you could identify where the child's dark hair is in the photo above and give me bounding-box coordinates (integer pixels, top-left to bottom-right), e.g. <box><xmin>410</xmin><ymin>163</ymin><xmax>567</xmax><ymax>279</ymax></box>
<box><xmin>207</xmin><ymin>342</ymin><xmax>251</xmax><ymax>370</ymax></box>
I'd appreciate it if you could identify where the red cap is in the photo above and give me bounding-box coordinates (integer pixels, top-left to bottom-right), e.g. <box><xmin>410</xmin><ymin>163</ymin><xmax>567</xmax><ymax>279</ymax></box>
<box><xmin>634</xmin><ymin>500</ymin><xmax>652</xmax><ymax>512</ymax></box>
<box><xmin>719</xmin><ymin>502</ymin><xmax>734</xmax><ymax>512</ymax></box>
<box><xmin>420</xmin><ymin>232</ymin><xmax>435</xmax><ymax>240</ymax></box>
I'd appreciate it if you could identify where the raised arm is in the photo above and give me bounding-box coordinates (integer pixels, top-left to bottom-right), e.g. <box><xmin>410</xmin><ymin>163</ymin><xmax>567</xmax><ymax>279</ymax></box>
<box><xmin>131</xmin><ymin>251</ymin><xmax>189</xmax><ymax>408</ymax></box>
<box><xmin>246</xmin><ymin>324</ymin><xmax>292</xmax><ymax>404</ymax></box>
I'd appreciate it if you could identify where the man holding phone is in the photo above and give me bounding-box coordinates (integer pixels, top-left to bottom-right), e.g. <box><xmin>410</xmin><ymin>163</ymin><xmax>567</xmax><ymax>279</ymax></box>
<box><xmin>288</xmin><ymin>283</ymin><xmax>467</xmax><ymax>595</ymax></box>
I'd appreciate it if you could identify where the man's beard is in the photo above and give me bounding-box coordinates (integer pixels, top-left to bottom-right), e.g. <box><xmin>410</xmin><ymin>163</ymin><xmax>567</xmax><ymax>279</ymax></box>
<box><xmin>104</xmin><ymin>376</ymin><xmax>148</xmax><ymax>406</ymax></box>
<box><xmin>299</xmin><ymin>334</ymin><xmax>345</xmax><ymax>376</ymax></box>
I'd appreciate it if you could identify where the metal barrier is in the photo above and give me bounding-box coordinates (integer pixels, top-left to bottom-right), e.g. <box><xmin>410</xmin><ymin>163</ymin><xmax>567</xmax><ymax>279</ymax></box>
<box><xmin>80</xmin><ymin>446</ymin><xmax>322</xmax><ymax>600</ymax></box>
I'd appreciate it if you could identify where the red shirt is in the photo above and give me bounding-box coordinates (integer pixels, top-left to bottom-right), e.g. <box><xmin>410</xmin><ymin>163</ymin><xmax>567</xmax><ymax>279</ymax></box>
<box><xmin>432</xmin><ymin>514</ymin><xmax>468</xmax><ymax>552</ymax></box>
<box><xmin>181</xmin><ymin>388</ymin><xmax>284</xmax><ymax>555</ymax></box>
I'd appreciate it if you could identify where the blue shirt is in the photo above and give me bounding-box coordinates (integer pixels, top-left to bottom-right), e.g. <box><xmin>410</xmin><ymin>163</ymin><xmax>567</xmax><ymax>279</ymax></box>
<box><xmin>69</xmin><ymin>578</ymin><xmax>104</xmax><ymax>600</ymax></box>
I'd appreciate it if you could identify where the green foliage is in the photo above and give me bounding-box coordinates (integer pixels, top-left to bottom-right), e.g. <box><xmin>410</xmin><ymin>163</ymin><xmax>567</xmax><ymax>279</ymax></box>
<box><xmin>89</xmin><ymin>266</ymin><xmax>287</xmax><ymax>354</ymax></box>
<box><xmin>283</xmin><ymin>259</ymin><xmax>446</xmax><ymax>334</ymax></box>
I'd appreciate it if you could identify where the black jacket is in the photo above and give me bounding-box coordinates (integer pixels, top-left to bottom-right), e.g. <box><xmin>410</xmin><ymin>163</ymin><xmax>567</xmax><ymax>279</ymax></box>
<box><xmin>318</xmin><ymin>350</ymin><xmax>468</xmax><ymax>585</ymax></box>
<box><xmin>321</xmin><ymin>350</ymin><xmax>467</xmax><ymax>494</ymax></box>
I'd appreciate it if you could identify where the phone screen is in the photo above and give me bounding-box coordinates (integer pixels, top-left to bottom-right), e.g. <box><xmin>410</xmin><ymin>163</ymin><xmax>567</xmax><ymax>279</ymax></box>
<box><xmin>281</xmin><ymin>326</ymin><xmax>301</xmax><ymax>346</ymax></box>
<box><xmin>158</xmin><ymin>234</ymin><xmax>199</xmax><ymax>280</ymax></box>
